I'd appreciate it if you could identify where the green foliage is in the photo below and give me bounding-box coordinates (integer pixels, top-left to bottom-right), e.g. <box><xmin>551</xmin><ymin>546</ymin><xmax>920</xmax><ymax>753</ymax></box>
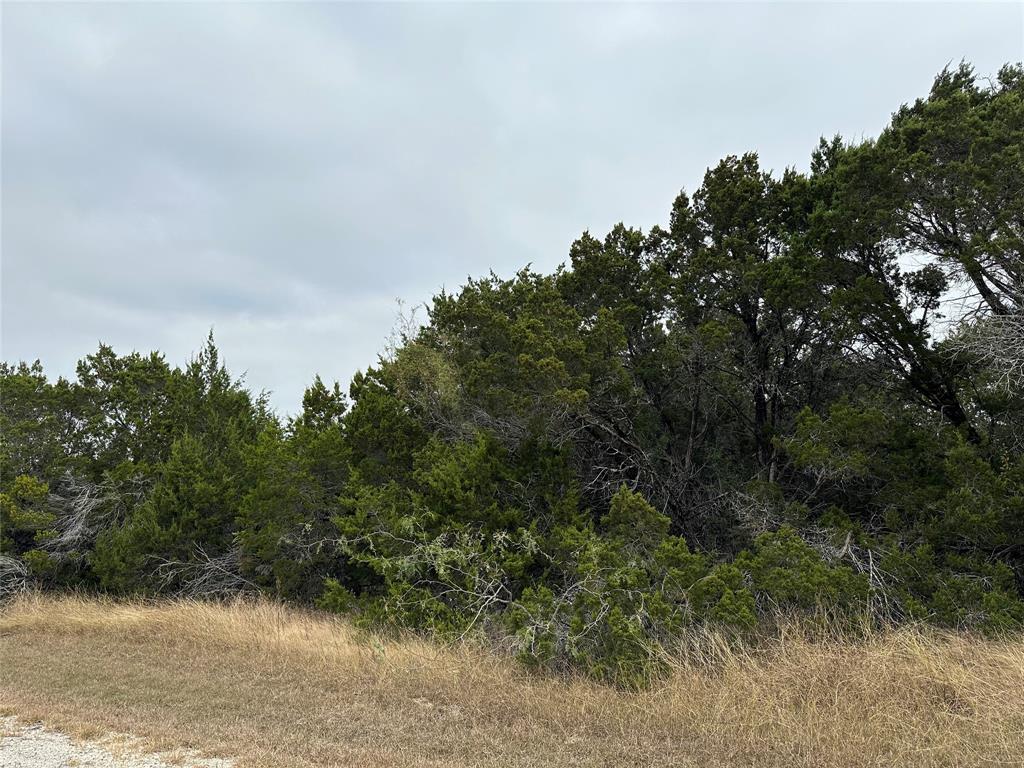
<box><xmin>0</xmin><ymin>475</ymin><xmax>54</xmax><ymax>559</ymax></box>
<box><xmin>736</xmin><ymin>527</ymin><xmax>870</xmax><ymax>613</ymax></box>
<box><xmin>0</xmin><ymin>362</ymin><xmax>82</xmax><ymax>482</ymax></box>
<box><xmin>92</xmin><ymin>433</ymin><xmax>240</xmax><ymax>592</ymax></box>
<box><xmin>2</xmin><ymin>62</ymin><xmax>1022</xmax><ymax>684</ymax></box>
<box><xmin>506</xmin><ymin>488</ymin><xmax>708</xmax><ymax>685</ymax></box>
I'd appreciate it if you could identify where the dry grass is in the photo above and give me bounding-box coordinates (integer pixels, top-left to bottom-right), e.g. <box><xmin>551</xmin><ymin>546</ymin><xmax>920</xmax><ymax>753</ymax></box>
<box><xmin>1</xmin><ymin>594</ymin><xmax>1022</xmax><ymax>767</ymax></box>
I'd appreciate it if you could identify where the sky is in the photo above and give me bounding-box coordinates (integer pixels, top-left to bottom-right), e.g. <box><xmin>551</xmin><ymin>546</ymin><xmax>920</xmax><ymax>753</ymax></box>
<box><xmin>2</xmin><ymin>2</ymin><xmax>1022</xmax><ymax>416</ymax></box>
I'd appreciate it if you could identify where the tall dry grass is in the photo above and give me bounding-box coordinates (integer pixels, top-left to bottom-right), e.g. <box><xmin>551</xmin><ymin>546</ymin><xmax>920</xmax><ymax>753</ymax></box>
<box><xmin>1</xmin><ymin>593</ymin><xmax>1022</xmax><ymax>767</ymax></box>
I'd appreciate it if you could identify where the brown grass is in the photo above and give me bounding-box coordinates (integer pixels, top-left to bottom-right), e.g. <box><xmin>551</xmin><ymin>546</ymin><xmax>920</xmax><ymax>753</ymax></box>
<box><xmin>1</xmin><ymin>594</ymin><xmax>1022</xmax><ymax>767</ymax></box>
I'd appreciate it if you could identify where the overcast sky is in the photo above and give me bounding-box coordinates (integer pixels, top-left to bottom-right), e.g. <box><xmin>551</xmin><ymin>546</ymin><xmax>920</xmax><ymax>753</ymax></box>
<box><xmin>3</xmin><ymin>2</ymin><xmax>1022</xmax><ymax>415</ymax></box>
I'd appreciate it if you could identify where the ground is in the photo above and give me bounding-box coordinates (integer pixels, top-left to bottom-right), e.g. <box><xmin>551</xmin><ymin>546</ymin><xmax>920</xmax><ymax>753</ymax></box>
<box><xmin>0</xmin><ymin>717</ymin><xmax>231</xmax><ymax>768</ymax></box>
<box><xmin>2</xmin><ymin>595</ymin><xmax>1022</xmax><ymax>768</ymax></box>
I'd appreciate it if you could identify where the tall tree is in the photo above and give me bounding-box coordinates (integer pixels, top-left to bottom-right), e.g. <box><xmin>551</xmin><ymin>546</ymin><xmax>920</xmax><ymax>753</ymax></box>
<box><xmin>669</xmin><ymin>154</ymin><xmax>829</xmax><ymax>477</ymax></box>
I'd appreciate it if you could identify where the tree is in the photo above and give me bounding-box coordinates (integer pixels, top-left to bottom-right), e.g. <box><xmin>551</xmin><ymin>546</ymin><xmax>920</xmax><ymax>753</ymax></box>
<box><xmin>236</xmin><ymin>378</ymin><xmax>350</xmax><ymax>600</ymax></box>
<box><xmin>669</xmin><ymin>155</ymin><xmax>833</xmax><ymax>478</ymax></box>
<box><xmin>808</xmin><ymin>137</ymin><xmax>979</xmax><ymax>437</ymax></box>
<box><xmin>0</xmin><ymin>361</ymin><xmax>81</xmax><ymax>482</ymax></box>
<box><xmin>881</xmin><ymin>63</ymin><xmax>1023</xmax><ymax>318</ymax></box>
<box><xmin>92</xmin><ymin>433</ymin><xmax>243</xmax><ymax>593</ymax></box>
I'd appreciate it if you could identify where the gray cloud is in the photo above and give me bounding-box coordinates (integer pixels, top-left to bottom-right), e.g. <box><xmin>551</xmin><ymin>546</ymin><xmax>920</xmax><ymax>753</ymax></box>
<box><xmin>3</xmin><ymin>2</ymin><xmax>1021</xmax><ymax>414</ymax></box>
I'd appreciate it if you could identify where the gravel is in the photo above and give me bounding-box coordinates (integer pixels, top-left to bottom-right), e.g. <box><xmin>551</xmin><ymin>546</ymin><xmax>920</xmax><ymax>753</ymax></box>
<box><xmin>0</xmin><ymin>717</ymin><xmax>233</xmax><ymax>768</ymax></box>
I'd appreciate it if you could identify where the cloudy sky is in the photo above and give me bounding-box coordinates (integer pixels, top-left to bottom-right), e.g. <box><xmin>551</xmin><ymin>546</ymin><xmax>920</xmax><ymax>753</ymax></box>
<box><xmin>3</xmin><ymin>2</ymin><xmax>1021</xmax><ymax>415</ymax></box>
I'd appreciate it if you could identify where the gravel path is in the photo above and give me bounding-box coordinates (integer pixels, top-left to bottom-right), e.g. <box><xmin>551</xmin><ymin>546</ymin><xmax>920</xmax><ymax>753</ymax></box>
<box><xmin>0</xmin><ymin>718</ymin><xmax>233</xmax><ymax>768</ymax></box>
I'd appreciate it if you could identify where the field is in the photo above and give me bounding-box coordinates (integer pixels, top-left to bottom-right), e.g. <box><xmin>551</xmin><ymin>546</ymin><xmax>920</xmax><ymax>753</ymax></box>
<box><xmin>1</xmin><ymin>595</ymin><xmax>1022</xmax><ymax>767</ymax></box>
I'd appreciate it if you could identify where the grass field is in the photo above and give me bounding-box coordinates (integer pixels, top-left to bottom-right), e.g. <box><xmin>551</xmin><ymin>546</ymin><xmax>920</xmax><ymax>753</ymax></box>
<box><xmin>1</xmin><ymin>594</ymin><xmax>1022</xmax><ymax>767</ymax></box>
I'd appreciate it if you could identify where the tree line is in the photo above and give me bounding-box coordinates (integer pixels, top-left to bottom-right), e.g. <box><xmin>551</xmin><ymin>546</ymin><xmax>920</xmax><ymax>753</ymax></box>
<box><xmin>3</xmin><ymin>63</ymin><xmax>1022</xmax><ymax>685</ymax></box>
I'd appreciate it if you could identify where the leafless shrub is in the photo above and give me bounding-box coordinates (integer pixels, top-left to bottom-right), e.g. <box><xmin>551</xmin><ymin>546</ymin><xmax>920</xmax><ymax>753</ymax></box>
<box><xmin>728</xmin><ymin>489</ymin><xmax>785</xmax><ymax>535</ymax></box>
<box><xmin>42</xmin><ymin>472</ymin><xmax>148</xmax><ymax>562</ymax></box>
<box><xmin>950</xmin><ymin>312</ymin><xmax>1024</xmax><ymax>392</ymax></box>
<box><xmin>0</xmin><ymin>555</ymin><xmax>29</xmax><ymax>600</ymax></box>
<box><xmin>150</xmin><ymin>545</ymin><xmax>258</xmax><ymax>598</ymax></box>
